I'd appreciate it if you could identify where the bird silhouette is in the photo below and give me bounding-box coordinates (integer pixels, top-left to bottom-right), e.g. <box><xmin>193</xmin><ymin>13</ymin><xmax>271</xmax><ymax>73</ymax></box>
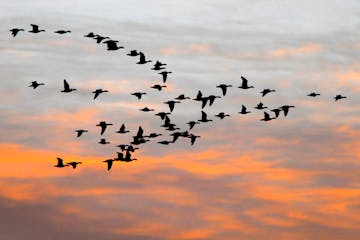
<box><xmin>103</xmin><ymin>40</ymin><xmax>124</xmax><ymax>50</ymax></box>
<box><xmin>29</xmin><ymin>81</ymin><xmax>44</xmax><ymax>89</ymax></box>
<box><xmin>93</xmin><ymin>35</ymin><xmax>109</xmax><ymax>44</ymax></box>
<box><xmin>126</xmin><ymin>145</ymin><xmax>139</xmax><ymax>152</ymax></box>
<box><xmin>307</xmin><ymin>92</ymin><xmax>320</xmax><ymax>97</ymax></box>
<box><xmin>216</xmin><ymin>84</ymin><xmax>232</xmax><ymax>96</ymax></box>
<box><xmin>151</xmin><ymin>65</ymin><xmax>166</xmax><ymax>71</ymax></box>
<box><xmin>54</xmin><ymin>158</ymin><xmax>69</xmax><ymax>168</ymax></box>
<box><xmin>10</xmin><ymin>28</ymin><xmax>24</xmax><ymax>37</ymax></box>
<box><xmin>193</xmin><ymin>90</ymin><xmax>203</xmax><ymax>101</ymax></box>
<box><xmin>260</xmin><ymin>112</ymin><xmax>275</xmax><ymax>121</ymax></box>
<box><xmin>170</xmin><ymin>132</ymin><xmax>183</xmax><ymax>143</ymax></box>
<box><xmin>158</xmin><ymin>140</ymin><xmax>172</xmax><ymax>145</ymax></box>
<box><xmin>114</xmin><ymin>152</ymin><xmax>124</xmax><ymax>161</ymax></box>
<box><xmin>99</xmin><ymin>138</ymin><xmax>110</xmax><ymax>144</ymax></box>
<box><xmin>174</xmin><ymin>94</ymin><xmax>190</xmax><ymax>100</ymax></box>
<box><xmin>239</xmin><ymin>105</ymin><xmax>251</xmax><ymax>114</ymax></box>
<box><xmin>124</xmin><ymin>151</ymin><xmax>137</xmax><ymax>162</ymax></box>
<box><xmin>145</xmin><ymin>133</ymin><xmax>162</xmax><ymax>138</ymax></box>
<box><xmin>164</xmin><ymin>100</ymin><xmax>181</xmax><ymax>112</ymax></box>
<box><xmin>165</xmin><ymin>124</ymin><xmax>180</xmax><ymax>131</ymax></box>
<box><xmin>61</xmin><ymin>79</ymin><xmax>76</xmax><ymax>93</ymax></box>
<box><xmin>207</xmin><ymin>95</ymin><xmax>221</xmax><ymax>106</ymax></box>
<box><xmin>29</xmin><ymin>24</ymin><xmax>45</xmax><ymax>33</ymax></box>
<box><xmin>155</xmin><ymin>112</ymin><xmax>171</xmax><ymax>120</ymax></box>
<box><xmin>254</xmin><ymin>102</ymin><xmax>267</xmax><ymax>110</ymax></box>
<box><xmin>54</xmin><ymin>30</ymin><xmax>71</xmax><ymax>34</ymax></box>
<box><xmin>92</xmin><ymin>89</ymin><xmax>108</xmax><ymax>99</ymax></box>
<box><xmin>135</xmin><ymin>126</ymin><xmax>144</xmax><ymax>139</ymax></box>
<box><xmin>280</xmin><ymin>105</ymin><xmax>295</xmax><ymax>117</ymax></box>
<box><xmin>188</xmin><ymin>134</ymin><xmax>200</xmax><ymax>146</ymax></box>
<box><xmin>158</xmin><ymin>71</ymin><xmax>172</xmax><ymax>83</ymax></box>
<box><xmin>260</xmin><ymin>89</ymin><xmax>276</xmax><ymax>97</ymax></box>
<box><xmin>67</xmin><ymin>161</ymin><xmax>82</xmax><ymax>169</ymax></box>
<box><xmin>238</xmin><ymin>76</ymin><xmax>254</xmax><ymax>89</ymax></box>
<box><xmin>96</xmin><ymin>121</ymin><xmax>113</xmax><ymax>135</ymax></box>
<box><xmin>215</xmin><ymin>112</ymin><xmax>230</xmax><ymax>119</ymax></box>
<box><xmin>271</xmin><ymin>108</ymin><xmax>282</xmax><ymax>118</ymax></box>
<box><xmin>103</xmin><ymin>159</ymin><xmax>116</xmax><ymax>171</ymax></box>
<box><xmin>140</xmin><ymin>107</ymin><xmax>155</xmax><ymax>112</ymax></box>
<box><xmin>116</xmin><ymin>144</ymin><xmax>129</xmax><ymax>151</ymax></box>
<box><xmin>137</xmin><ymin>52</ymin><xmax>152</xmax><ymax>64</ymax></box>
<box><xmin>75</xmin><ymin>129</ymin><xmax>88</xmax><ymax>137</ymax></box>
<box><xmin>131</xmin><ymin>92</ymin><xmax>147</xmax><ymax>100</ymax></box>
<box><xmin>334</xmin><ymin>94</ymin><xmax>347</xmax><ymax>101</ymax></box>
<box><xmin>150</xmin><ymin>84</ymin><xmax>167</xmax><ymax>91</ymax></box>
<box><xmin>84</xmin><ymin>32</ymin><xmax>95</xmax><ymax>38</ymax></box>
<box><xmin>187</xmin><ymin>121</ymin><xmax>199</xmax><ymax>130</ymax></box>
<box><xmin>131</xmin><ymin>136</ymin><xmax>149</xmax><ymax>145</ymax></box>
<box><xmin>116</xmin><ymin>124</ymin><xmax>130</xmax><ymax>134</ymax></box>
<box><xmin>198</xmin><ymin>111</ymin><xmax>212</xmax><ymax>123</ymax></box>
<box><xmin>127</xmin><ymin>50</ymin><xmax>140</xmax><ymax>56</ymax></box>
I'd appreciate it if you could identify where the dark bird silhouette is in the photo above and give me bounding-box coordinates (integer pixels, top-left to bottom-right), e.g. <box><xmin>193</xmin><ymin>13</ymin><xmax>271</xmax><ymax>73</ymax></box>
<box><xmin>10</xmin><ymin>28</ymin><xmax>24</xmax><ymax>37</ymax></box>
<box><xmin>159</xmin><ymin>71</ymin><xmax>172</xmax><ymax>83</ymax></box>
<box><xmin>254</xmin><ymin>102</ymin><xmax>267</xmax><ymax>110</ymax></box>
<box><xmin>199</xmin><ymin>98</ymin><xmax>209</xmax><ymax>109</ymax></box>
<box><xmin>170</xmin><ymin>132</ymin><xmax>184</xmax><ymax>143</ymax></box>
<box><xmin>99</xmin><ymin>138</ymin><xmax>110</xmax><ymax>144</ymax></box>
<box><xmin>308</xmin><ymin>92</ymin><xmax>320</xmax><ymax>97</ymax></box>
<box><xmin>84</xmin><ymin>32</ymin><xmax>95</xmax><ymax>38</ymax></box>
<box><xmin>114</xmin><ymin>152</ymin><xmax>124</xmax><ymax>161</ymax></box>
<box><xmin>165</xmin><ymin>124</ymin><xmax>180</xmax><ymax>131</ymax></box>
<box><xmin>145</xmin><ymin>133</ymin><xmax>162</xmax><ymax>138</ymax></box>
<box><xmin>151</xmin><ymin>84</ymin><xmax>167</xmax><ymax>91</ymax></box>
<box><xmin>29</xmin><ymin>24</ymin><xmax>45</xmax><ymax>33</ymax></box>
<box><xmin>280</xmin><ymin>105</ymin><xmax>295</xmax><ymax>117</ymax></box>
<box><xmin>61</xmin><ymin>79</ymin><xmax>76</xmax><ymax>93</ymax></box>
<box><xmin>334</xmin><ymin>94</ymin><xmax>347</xmax><ymax>101</ymax></box>
<box><xmin>92</xmin><ymin>89</ymin><xmax>108</xmax><ymax>99</ymax></box>
<box><xmin>155</xmin><ymin>112</ymin><xmax>171</xmax><ymax>120</ymax></box>
<box><xmin>215</xmin><ymin>112</ymin><xmax>230</xmax><ymax>119</ymax></box>
<box><xmin>152</xmin><ymin>65</ymin><xmax>166</xmax><ymax>71</ymax></box>
<box><xmin>131</xmin><ymin>92</ymin><xmax>147</xmax><ymax>100</ymax></box>
<box><xmin>271</xmin><ymin>108</ymin><xmax>282</xmax><ymax>118</ymax></box>
<box><xmin>96</xmin><ymin>121</ymin><xmax>113</xmax><ymax>135</ymax></box>
<box><xmin>188</xmin><ymin>134</ymin><xmax>200</xmax><ymax>146</ymax></box>
<box><xmin>238</xmin><ymin>76</ymin><xmax>254</xmax><ymax>89</ymax></box>
<box><xmin>135</xmin><ymin>126</ymin><xmax>144</xmax><ymax>139</ymax></box>
<box><xmin>126</xmin><ymin>145</ymin><xmax>139</xmax><ymax>152</ymax></box>
<box><xmin>260</xmin><ymin>112</ymin><xmax>275</xmax><ymax>121</ymax></box>
<box><xmin>137</xmin><ymin>52</ymin><xmax>152</xmax><ymax>64</ymax></box>
<box><xmin>75</xmin><ymin>129</ymin><xmax>88</xmax><ymax>137</ymax></box>
<box><xmin>187</xmin><ymin>121</ymin><xmax>199</xmax><ymax>130</ymax></box>
<box><xmin>260</xmin><ymin>89</ymin><xmax>276</xmax><ymax>97</ymax></box>
<box><xmin>207</xmin><ymin>95</ymin><xmax>221</xmax><ymax>106</ymax></box>
<box><xmin>67</xmin><ymin>161</ymin><xmax>82</xmax><ymax>169</ymax></box>
<box><xmin>158</xmin><ymin>140</ymin><xmax>172</xmax><ymax>145</ymax></box>
<box><xmin>164</xmin><ymin>100</ymin><xmax>181</xmax><ymax>112</ymax></box>
<box><xmin>54</xmin><ymin>158</ymin><xmax>69</xmax><ymax>168</ymax></box>
<box><xmin>131</xmin><ymin>136</ymin><xmax>149</xmax><ymax>145</ymax></box>
<box><xmin>124</xmin><ymin>151</ymin><xmax>137</xmax><ymax>162</ymax></box>
<box><xmin>93</xmin><ymin>34</ymin><xmax>109</xmax><ymax>44</ymax></box>
<box><xmin>127</xmin><ymin>50</ymin><xmax>140</xmax><ymax>56</ymax></box>
<box><xmin>116</xmin><ymin>144</ymin><xmax>129</xmax><ymax>151</ymax></box>
<box><xmin>140</xmin><ymin>107</ymin><xmax>155</xmax><ymax>112</ymax></box>
<box><xmin>116</xmin><ymin>124</ymin><xmax>130</xmax><ymax>134</ymax></box>
<box><xmin>216</xmin><ymin>84</ymin><xmax>232</xmax><ymax>96</ymax></box>
<box><xmin>198</xmin><ymin>111</ymin><xmax>212</xmax><ymax>123</ymax></box>
<box><xmin>103</xmin><ymin>40</ymin><xmax>124</xmax><ymax>50</ymax></box>
<box><xmin>54</xmin><ymin>30</ymin><xmax>71</xmax><ymax>34</ymax></box>
<box><xmin>29</xmin><ymin>81</ymin><xmax>44</xmax><ymax>89</ymax></box>
<box><xmin>174</xmin><ymin>94</ymin><xmax>190</xmax><ymax>100</ymax></box>
<box><xmin>239</xmin><ymin>105</ymin><xmax>251</xmax><ymax>114</ymax></box>
<box><xmin>193</xmin><ymin>90</ymin><xmax>203</xmax><ymax>101</ymax></box>
<box><xmin>103</xmin><ymin>159</ymin><xmax>116</xmax><ymax>171</ymax></box>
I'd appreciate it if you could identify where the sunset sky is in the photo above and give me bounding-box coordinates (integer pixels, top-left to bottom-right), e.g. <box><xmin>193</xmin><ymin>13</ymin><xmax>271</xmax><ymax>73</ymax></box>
<box><xmin>1</xmin><ymin>1</ymin><xmax>360</xmax><ymax>239</ymax></box>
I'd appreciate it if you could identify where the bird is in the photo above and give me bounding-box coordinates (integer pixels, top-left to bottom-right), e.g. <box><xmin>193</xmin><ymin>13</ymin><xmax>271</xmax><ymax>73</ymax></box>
<box><xmin>239</xmin><ymin>105</ymin><xmax>251</xmax><ymax>114</ymax></box>
<box><xmin>216</xmin><ymin>84</ymin><xmax>232</xmax><ymax>96</ymax></box>
<box><xmin>127</xmin><ymin>50</ymin><xmax>140</xmax><ymax>56</ymax></box>
<box><xmin>150</xmin><ymin>84</ymin><xmax>167</xmax><ymax>91</ymax></box>
<box><xmin>116</xmin><ymin>144</ymin><xmax>129</xmax><ymax>151</ymax></box>
<box><xmin>10</xmin><ymin>28</ymin><xmax>24</xmax><ymax>37</ymax></box>
<box><xmin>206</xmin><ymin>95</ymin><xmax>221</xmax><ymax>106</ymax></box>
<box><xmin>307</xmin><ymin>92</ymin><xmax>320</xmax><ymax>97</ymax></box>
<box><xmin>54</xmin><ymin>30</ymin><xmax>71</xmax><ymax>34</ymax></box>
<box><xmin>114</xmin><ymin>152</ymin><xmax>124</xmax><ymax>161</ymax></box>
<box><xmin>165</xmin><ymin>125</ymin><xmax>180</xmax><ymax>131</ymax></box>
<box><xmin>238</xmin><ymin>76</ymin><xmax>254</xmax><ymax>89</ymax></box>
<box><xmin>140</xmin><ymin>107</ymin><xmax>155</xmax><ymax>112</ymax></box>
<box><xmin>151</xmin><ymin>65</ymin><xmax>166</xmax><ymax>71</ymax></box>
<box><xmin>92</xmin><ymin>89</ymin><xmax>108</xmax><ymax>99</ymax></box>
<box><xmin>334</xmin><ymin>94</ymin><xmax>347</xmax><ymax>101</ymax></box>
<box><xmin>54</xmin><ymin>158</ymin><xmax>69</xmax><ymax>168</ymax></box>
<box><xmin>164</xmin><ymin>101</ymin><xmax>181</xmax><ymax>112</ymax></box>
<box><xmin>188</xmin><ymin>134</ymin><xmax>200</xmax><ymax>146</ymax></box>
<box><xmin>158</xmin><ymin>140</ymin><xmax>172</xmax><ymax>145</ymax></box>
<box><xmin>254</xmin><ymin>102</ymin><xmax>267</xmax><ymax>110</ymax></box>
<box><xmin>131</xmin><ymin>136</ymin><xmax>149</xmax><ymax>145</ymax></box>
<box><xmin>124</xmin><ymin>151</ymin><xmax>137</xmax><ymax>162</ymax></box>
<box><xmin>93</xmin><ymin>34</ymin><xmax>109</xmax><ymax>44</ymax></box>
<box><xmin>170</xmin><ymin>132</ymin><xmax>183</xmax><ymax>143</ymax></box>
<box><xmin>75</xmin><ymin>129</ymin><xmax>88</xmax><ymax>137</ymax></box>
<box><xmin>116</xmin><ymin>124</ymin><xmax>130</xmax><ymax>134</ymax></box>
<box><xmin>193</xmin><ymin>90</ymin><xmax>203</xmax><ymax>101</ymax></box>
<box><xmin>215</xmin><ymin>112</ymin><xmax>230</xmax><ymax>119</ymax></box>
<box><xmin>61</xmin><ymin>79</ymin><xmax>76</xmax><ymax>93</ymax></box>
<box><xmin>84</xmin><ymin>32</ymin><xmax>95</xmax><ymax>38</ymax></box>
<box><xmin>145</xmin><ymin>133</ymin><xmax>162</xmax><ymax>138</ymax></box>
<box><xmin>103</xmin><ymin>40</ymin><xmax>124</xmax><ymax>51</ymax></box>
<box><xmin>260</xmin><ymin>112</ymin><xmax>275</xmax><ymax>121</ymax></box>
<box><xmin>158</xmin><ymin>71</ymin><xmax>172</xmax><ymax>83</ymax></box>
<box><xmin>131</xmin><ymin>92</ymin><xmax>147</xmax><ymax>100</ymax></box>
<box><xmin>67</xmin><ymin>161</ymin><xmax>82</xmax><ymax>169</ymax></box>
<box><xmin>96</xmin><ymin>121</ymin><xmax>113</xmax><ymax>135</ymax></box>
<box><xmin>198</xmin><ymin>111</ymin><xmax>212</xmax><ymax>123</ymax></box>
<box><xmin>137</xmin><ymin>52</ymin><xmax>152</xmax><ymax>64</ymax></box>
<box><xmin>280</xmin><ymin>105</ymin><xmax>295</xmax><ymax>117</ymax></box>
<box><xmin>29</xmin><ymin>24</ymin><xmax>45</xmax><ymax>33</ymax></box>
<box><xmin>126</xmin><ymin>145</ymin><xmax>139</xmax><ymax>152</ymax></box>
<box><xmin>174</xmin><ymin>94</ymin><xmax>190</xmax><ymax>100</ymax></box>
<box><xmin>155</xmin><ymin>112</ymin><xmax>171</xmax><ymax>120</ymax></box>
<box><xmin>29</xmin><ymin>81</ymin><xmax>44</xmax><ymax>89</ymax></box>
<box><xmin>260</xmin><ymin>89</ymin><xmax>276</xmax><ymax>97</ymax></box>
<box><xmin>135</xmin><ymin>126</ymin><xmax>144</xmax><ymax>139</ymax></box>
<box><xmin>99</xmin><ymin>139</ymin><xmax>110</xmax><ymax>144</ymax></box>
<box><xmin>271</xmin><ymin>108</ymin><xmax>282</xmax><ymax>118</ymax></box>
<box><xmin>187</xmin><ymin>121</ymin><xmax>199</xmax><ymax>130</ymax></box>
<box><xmin>103</xmin><ymin>159</ymin><xmax>116</xmax><ymax>171</ymax></box>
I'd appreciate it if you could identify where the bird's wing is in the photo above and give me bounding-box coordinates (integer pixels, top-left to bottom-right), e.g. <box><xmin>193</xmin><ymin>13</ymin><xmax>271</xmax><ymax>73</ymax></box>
<box><xmin>93</xmin><ymin>91</ymin><xmax>100</xmax><ymax>99</ymax></box>
<box><xmin>107</xmin><ymin>161</ymin><xmax>113</xmax><ymax>171</ymax></box>
<box><xmin>63</xmin><ymin>80</ymin><xmax>70</xmax><ymax>90</ymax></box>
<box><xmin>264</xmin><ymin>112</ymin><xmax>270</xmax><ymax>119</ymax></box>
<box><xmin>100</xmin><ymin>125</ymin><xmax>106</xmax><ymax>135</ymax></box>
<box><xmin>283</xmin><ymin>107</ymin><xmax>289</xmax><ymax>116</ymax></box>
<box><xmin>57</xmin><ymin>157</ymin><xmax>63</xmax><ymax>165</ymax></box>
<box><xmin>201</xmin><ymin>98</ymin><xmax>208</xmax><ymax>109</ymax></box>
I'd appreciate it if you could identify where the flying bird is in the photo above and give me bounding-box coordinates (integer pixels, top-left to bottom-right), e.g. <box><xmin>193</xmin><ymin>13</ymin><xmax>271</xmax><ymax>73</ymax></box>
<box><xmin>216</xmin><ymin>84</ymin><xmax>232</xmax><ymax>96</ymax></box>
<box><xmin>188</xmin><ymin>134</ymin><xmax>200</xmax><ymax>146</ymax></box>
<box><xmin>103</xmin><ymin>40</ymin><xmax>124</xmax><ymax>50</ymax></box>
<box><xmin>54</xmin><ymin>30</ymin><xmax>71</xmax><ymax>34</ymax></box>
<box><xmin>29</xmin><ymin>24</ymin><xmax>45</xmax><ymax>33</ymax></box>
<box><xmin>29</xmin><ymin>81</ymin><xmax>44</xmax><ymax>89</ymax></box>
<box><xmin>155</xmin><ymin>112</ymin><xmax>171</xmax><ymax>120</ymax></box>
<box><xmin>206</xmin><ymin>95</ymin><xmax>221</xmax><ymax>106</ymax></box>
<box><xmin>158</xmin><ymin>71</ymin><xmax>172</xmax><ymax>83</ymax></box>
<box><xmin>254</xmin><ymin>102</ymin><xmax>267</xmax><ymax>110</ymax></box>
<box><xmin>280</xmin><ymin>105</ymin><xmax>295</xmax><ymax>117</ymax></box>
<box><xmin>150</xmin><ymin>84</ymin><xmax>167</xmax><ymax>91</ymax></box>
<box><xmin>198</xmin><ymin>111</ymin><xmax>212</xmax><ymax>123</ymax></box>
<box><xmin>187</xmin><ymin>121</ymin><xmax>199</xmax><ymax>130</ymax></box>
<box><xmin>67</xmin><ymin>161</ymin><xmax>82</xmax><ymax>169</ymax></box>
<box><xmin>334</xmin><ymin>94</ymin><xmax>347</xmax><ymax>101</ymax></box>
<box><xmin>239</xmin><ymin>105</ymin><xmax>251</xmax><ymax>114</ymax></box>
<box><xmin>215</xmin><ymin>112</ymin><xmax>230</xmax><ymax>119</ymax></box>
<box><xmin>127</xmin><ymin>50</ymin><xmax>140</xmax><ymax>56</ymax></box>
<box><xmin>164</xmin><ymin>100</ymin><xmax>181</xmax><ymax>112</ymax></box>
<box><xmin>238</xmin><ymin>76</ymin><xmax>254</xmax><ymax>89</ymax></box>
<box><xmin>137</xmin><ymin>52</ymin><xmax>152</xmax><ymax>64</ymax></box>
<box><xmin>260</xmin><ymin>89</ymin><xmax>276</xmax><ymax>97</ymax></box>
<box><xmin>92</xmin><ymin>89</ymin><xmax>108</xmax><ymax>99</ymax></box>
<box><xmin>114</xmin><ymin>152</ymin><xmax>124</xmax><ymax>161</ymax></box>
<box><xmin>307</xmin><ymin>92</ymin><xmax>320</xmax><ymax>97</ymax></box>
<box><xmin>54</xmin><ymin>158</ymin><xmax>69</xmax><ymax>168</ymax></box>
<box><xmin>103</xmin><ymin>159</ymin><xmax>116</xmax><ymax>171</ymax></box>
<box><xmin>96</xmin><ymin>121</ymin><xmax>113</xmax><ymax>135</ymax></box>
<box><xmin>140</xmin><ymin>107</ymin><xmax>155</xmax><ymax>112</ymax></box>
<box><xmin>271</xmin><ymin>108</ymin><xmax>282</xmax><ymax>118</ymax></box>
<box><xmin>84</xmin><ymin>32</ymin><xmax>95</xmax><ymax>38</ymax></box>
<box><xmin>135</xmin><ymin>126</ymin><xmax>144</xmax><ymax>139</ymax></box>
<box><xmin>61</xmin><ymin>79</ymin><xmax>76</xmax><ymax>93</ymax></box>
<box><xmin>75</xmin><ymin>129</ymin><xmax>88</xmax><ymax>137</ymax></box>
<box><xmin>10</xmin><ymin>28</ymin><xmax>24</xmax><ymax>37</ymax></box>
<box><xmin>145</xmin><ymin>133</ymin><xmax>162</xmax><ymax>138</ymax></box>
<box><xmin>158</xmin><ymin>140</ymin><xmax>172</xmax><ymax>145</ymax></box>
<box><xmin>174</xmin><ymin>94</ymin><xmax>190</xmax><ymax>100</ymax></box>
<box><xmin>99</xmin><ymin>138</ymin><xmax>110</xmax><ymax>144</ymax></box>
<box><xmin>93</xmin><ymin>34</ymin><xmax>109</xmax><ymax>43</ymax></box>
<box><xmin>116</xmin><ymin>124</ymin><xmax>130</xmax><ymax>134</ymax></box>
<box><xmin>260</xmin><ymin>112</ymin><xmax>275</xmax><ymax>122</ymax></box>
<box><xmin>124</xmin><ymin>151</ymin><xmax>137</xmax><ymax>162</ymax></box>
<box><xmin>131</xmin><ymin>92</ymin><xmax>147</xmax><ymax>100</ymax></box>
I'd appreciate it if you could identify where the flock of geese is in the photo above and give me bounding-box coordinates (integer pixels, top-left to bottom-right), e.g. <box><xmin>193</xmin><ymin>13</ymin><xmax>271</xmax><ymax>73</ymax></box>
<box><xmin>11</xmin><ymin>24</ymin><xmax>348</xmax><ymax>171</ymax></box>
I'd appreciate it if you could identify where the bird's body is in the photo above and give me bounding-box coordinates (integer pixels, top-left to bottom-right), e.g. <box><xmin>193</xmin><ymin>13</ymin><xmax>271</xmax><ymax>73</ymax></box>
<box><xmin>239</xmin><ymin>105</ymin><xmax>251</xmax><ymax>114</ymax></box>
<box><xmin>29</xmin><ymin>24</ymin><xmax>45</xmax><ymax>33</ymax></box>
<box><xmin>158</xmin><ymin>140</ymin><xmax>172</xmax><ymax>145</ymax></box>
<box><xmin>155</xmin><ymin>112</ymin><xmax>171</xmax><ymax>120</ymax></box>
<box><xmin>96</xmin><ymin>121</ymin><xmax>113</xmax><ymax>135</ymax></box>
<box><xmin>29</xmin><ymin>81</ymin><xmax>44</xmax><ymax>89</ymax></box>
<box><xmin>103</xmin><ymin>40</ymin><xmax>124</xmax><ymax>50</ymax></box>
<box><xmin>145</xmin><ymin>133</ymin><xmax>162</xmax><ymax>138</ymax></box>
<box><xmin>159</xmin><ymin>71</ymin><xmax>172</xmax><ymax>83</ymax></box>
<box><xmin>54</xmin><ymin>30</ymin><xmax>71</xmax><ymax>34</ymax></box>
<box><xmin>127</xmin><ymin>50</ymin><xmax>140</xmax><ymax>56</ymax></box>
<box><xmin>75</xmin><ymin>130</ymin><xmax>88</xmax><ymax>137</ymax></box>
<box><xmin>54</xmin><ymin>158</ymin><xmax>69</xmax><ymax>168</ymax></box>
<box><xmin>271</xmin><ymin>109</ymin><xmax>281</xmax><ymax>118</ymax></box>
<box><xmin>131</xmin><ymin>92</ymin><xmax>147</xmax><ymax>100</ymax></box>
<box><xmin>94</xmin><ymin>35</ymin><xmax>109</xmax><ymax>44</ymax></box>
<box><xmin>334</xmin><ymin>94</ymin><xmax>347</xmax><ymax>101</ymax></box>
<box><xmin>61</xmin><ymin>79</ymin><xmax>76</xmax><ymax>93</ymax></box>
<box><xmin>140</xmin><ymin>107</ymin><xmax>155</xmax><ymax>112</ymax></box>
<box><xmin>215</xmin><ymin>112</ymin><xmax>230</xmax><ymax>119</ymax></box>
<box><xmin>174</xmin><ymin>94</ymin><xmax>190</xmax><ymax>100</ymax></box>
<box><xmin>10</xmin><ymin>28</ymin><xmax>24</xmax><ymax>37</ymax></box>
<box><xmin>92</xmin><ymin>89</ymin><xmax>108</xmax><ymax>99</ymax></box>
<box><xmin>137</xmin><ymin>52</ymin><xmax>152</xmax><ymax>64</ymax></box>
<box><xmin>216</xmin><ymin>84</ymin><xmax>232</xmax><ymax>96</ymax></box>
<box><xmin>308</xmin><ymin>92</ymin><xmax>320</xmax><ymax>97</ymax></box>
<box><xmin>151</xmin><ymin>84</ymin><xmax>166</xmax><ymax>91</ymax></box>
<box><xmin>99</xmin><ymin>139</ymin><xmax>110</xmax><ymax>144</ymax></box>
<box><xmin>260</xmin><ymin>89</ymin><xmax>276</xmax><ymax>97</ymax></box>
<box><xmin>238</xmin><ymin>76</ymin><xmax>254</xmax><ymax>89</ymax></box>
<box><xmin>84</xmin><ymin>32</ymin><xmax>95</xmax><ymax>38</ymax></box>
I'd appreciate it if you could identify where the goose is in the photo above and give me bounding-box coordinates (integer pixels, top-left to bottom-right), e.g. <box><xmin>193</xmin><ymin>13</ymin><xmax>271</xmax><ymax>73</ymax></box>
<box><xmin>280</xmin><ymin>105</ymin><xmax>295</xmax><ymax>117</ymax></box>
<box><xmin>54</xmin><ymin>30</ymin><xmax>71</xmax><ymax>34</ymax></box>
<box><xmin>260</xmin><ymin>112</ymin><xmax>275</xmax><ymax>121</ymax></box>
<box><xmin>75</xmin><ymin>129</ymin><xmax>88</xmax><ymax>137</ymax></box>
<box><xmin>198</xmin><ymin>111</ymin><xmax>212</xmax><ymax>123</ymax></box>
<box><xmin>170</xmin><ymin>132</ymin><xmax>183</xmax><ymax>143</ymax></box>
<box><xmin>254</xmin><ymin>102</ymin><xmax>267</xmax><ymax>110</ymax></box>
<box><xmin>29</xmin><ymin>24</ymin><xmax>45</xmax><ymax>33</ymax></box>
<box><xmin>127</xmin><ymin>50</ymin><xmax>140</xmax><ymax>56</ymax></box>
<box><xmin>238</xmin><ymin>76</ymin><xmax>254</xmax><ymax>89</ymax></box>
<box><xmin>186</xmin><ymin>121</ymin><xmax>199</xmax><ymax>130</ymax></box>
<box><xmin>150</xmin><ymin>84</ymin><xmax>166</xmax><ymax>91</ymax></box>
<box><xmin>158</xmin><ymin>71</ymin><xmax>172</xmax><ymax>83</ymax></box>
<box><xmin>165</xmin><ymin>124</ymin><xmax>180</xmax><ymax>131</ymax></box>
<box><xmin>93</xmin><ymin>35</ymin><xmax>109</xmax><ymax>44</ymax></box>
<box><xmin>145</xmin><ymin>133</ymin><xmax>162</xmax><ymax>138</ymax></box>
<box><xmin>158</xmin><ymin>140</ymin><xmax>172</xmax><ymax>145</ymax></box>
<box><xmin>116</xmin><ymin>124</ymin><xmax>129</xmax><ymax>134</ymax></box>
<box><xmin>239</xmin><ymin>105</ymin><xmax>251</xmax><ymax>114</ymax></box>
<box><xmin>29</xmin><ymin>81</ymin><xmax>44</xmax><ymax>89</ymax></box>
<box><xmin>103</xmin><ymin>40</ymin><xmax>124</xmax><ymax>51</ymax></box>
<box><xmin>135</xmin><ymin>126</ymin><xmax>144</xmax><ymax>139</ymax></box>
<box><xmin>216</xmin><ymin>84</ymin><xmax>232</xmax><ymax>96</ymax></box>
<box><xmin>307</xmin><ymin>92</ymin><xmax>320</xmax><ymax>97</ymax></box>
<box><xmin>61</xmin><ymin>79</ymin><xmax>76</xmax><ymax>93</ymax></box>
<box><xmin>92</xmin><ymin>89</ymin><xmax>108</xmax><ymax>99</ymax></box>
<box><xmin>174</xmin><ymin>94</ymin><xmax>190</xmax><ymax>100</ymax></box>
<box><xmin>207</xmin><ymin>95</ymin><xmax>221</xmax><ymax>106</ymax></box>
<box><xmin>137</xmin><ymin>52</ymin><xmax>152</xmax><ymax>64</ymax></box>
<box><xmin>260</xmin><ymin>89</ymin><xmax>276</xmax><ymax>97</ymax></box>
<box><xmin>215</xmin><ymin>112</ymin><xmax>230</xmax><ymax>119</ymax></box>
<box><xmin>151</xmin><ymin>65</ymin><xmax>166</xmax><ymax>71</ymax></box>
<box><xmin>139</xmin><ymin>107</ymin><xmax>155</xmax><ymax>112</ymax></box>
<box><xmin>124</xmin><ymin>151</ymin><xmax>137</xmax><ymax>162</ymax></box>
<box><xmin>131</xmin><ymin>92</ymin><xmax>147</xmax><ymax>100</ymax></box>
<box><xmin>193</xmin><ymin>90</ymin><xmax>203</xmax><ymax>101</ymax></box>
<box><xmin>99</xmin><ymin>139</ymin><xmax>110</xmax><ymax>144</ymax></box>
<box><xmin>10</xmin><ymin>28</ymin><xmax>24</xmax><ymax>37</ymax></box>
<box><xmin>96</xmin><ymin>121</ymin><xmax>113</xmax><ymax>135</ymax></box>
<box><xmin>334</xmin><ymin>94</ymin><xmax>347</xmax><ymax>101</ymax></box>
<box><xmin>54</xmin><ymin>157</ymin><xmax>69</xmax><ymax>168</ymax></box>
<box><xmin>164</xmin><ymin>100</ymin><xmax>181</xmax><ymax>112</ymax></box>
<box><xmin>84</xmin><ymin>32</ymin><xmax>95</xmax><ymax>38</ymax></box>
<box><xmin>67</xmin><ymin>161</ymin><xmax>82</xmax><ymax>169</ymax></box>
<box><xmin>114</xmin><ymin>152</ymin><xmax>124</xmax><ymax>161</ymax></box>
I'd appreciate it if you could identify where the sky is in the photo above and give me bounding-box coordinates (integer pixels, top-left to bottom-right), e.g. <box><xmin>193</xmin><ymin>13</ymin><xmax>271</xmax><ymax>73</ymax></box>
<box><xmin>1</xmin><ymin>1</ymin><xmax>360</xmax><ymax>239</ymax></box>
